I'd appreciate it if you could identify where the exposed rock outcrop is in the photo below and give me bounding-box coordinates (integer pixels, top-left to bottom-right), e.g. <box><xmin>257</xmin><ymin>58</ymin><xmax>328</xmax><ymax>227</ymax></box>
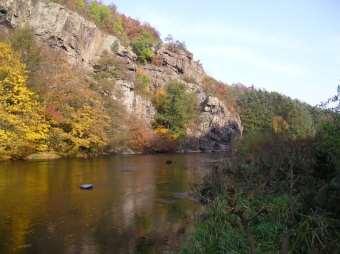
<box><xmin>0</xmin><ymin>0</ymin><xmax>136</xmax><ymax>67</ymax></box>
<box><xmin>192</xmin><ymin>96</ymin><xmax>241</xmax><ymax>151</ymax></box>
<box><xmin>114</xmin><ymin>80</ymin><xmax>156</xmax><ymax>123</ymax></box>
<box><xmin>0</xmin><ymin>0</ymin><xmax>242</xmax><ymax>153</ymax></box>
<box><xmin>142</xmin><ymin>45</ymin><xmax>205</xmax><ymax>88</ymax></box>
<box><xmin>141</xmin><ymin>45</ymin><xmax>242</xmax><ymax>151</ymax></box>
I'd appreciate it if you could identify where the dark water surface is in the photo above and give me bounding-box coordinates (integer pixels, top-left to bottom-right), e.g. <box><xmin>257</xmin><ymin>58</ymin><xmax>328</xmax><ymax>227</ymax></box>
<box><xmin>0</xmin><ymin>153</ymin><xmax>223</xmax><ymax>254</ymax></box>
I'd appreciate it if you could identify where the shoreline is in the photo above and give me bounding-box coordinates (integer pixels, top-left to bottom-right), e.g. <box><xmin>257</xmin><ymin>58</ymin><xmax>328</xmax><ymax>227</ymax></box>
<box><xmin>0</xmin><ymin>149</ymin><xmax>231</xmax><ymax>162</ymax></box>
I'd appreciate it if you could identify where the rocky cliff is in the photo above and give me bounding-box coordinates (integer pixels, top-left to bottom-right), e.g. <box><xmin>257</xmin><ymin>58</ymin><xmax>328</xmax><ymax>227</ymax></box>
<box><xmin>0</xmin><ymin>0</ymin><xmax>242</xmax><ymax>152</ymax></box>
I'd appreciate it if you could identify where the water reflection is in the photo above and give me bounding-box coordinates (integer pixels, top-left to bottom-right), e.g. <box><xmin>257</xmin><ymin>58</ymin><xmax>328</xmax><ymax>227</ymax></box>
<box><xmin>0</xmin><ymin>153</ymin><xmax>223</xmax><ymax>254</ymax></box>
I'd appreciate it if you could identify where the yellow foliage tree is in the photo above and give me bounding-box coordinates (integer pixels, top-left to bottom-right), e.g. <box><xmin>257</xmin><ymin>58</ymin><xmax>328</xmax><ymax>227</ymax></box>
<box><xmin>48</xmin><ymin>105</ymin><xmax>108</xmax><ymax>156</ymax></box>
<box><xmin>272</xmin><ymin>116</ymin><xmax>289</xmax><ymax>135</ymax></box>
<box><xmin>66</xmin><ymin>106</ymin><xmax>108</xmax><ymax>155</ymax></box>
<box><xmin>0</xmin><ymin>42</ymin><xmax>49</xmax><ymax>158</ymax></box>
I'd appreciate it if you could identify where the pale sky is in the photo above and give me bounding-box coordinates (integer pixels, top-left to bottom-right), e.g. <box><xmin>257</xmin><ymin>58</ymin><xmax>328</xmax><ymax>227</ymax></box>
<box><xmin>104</xmin><ymin>0</ymin><xmax>340</xmax><ymax>105</ymax></box>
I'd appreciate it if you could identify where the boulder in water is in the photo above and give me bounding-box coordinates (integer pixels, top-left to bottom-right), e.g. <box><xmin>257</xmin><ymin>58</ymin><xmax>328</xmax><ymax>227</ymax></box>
<box><xmin>80</xmin><ymin>184</ymin><xmax>94</xmax><ymax>190</ymax></box>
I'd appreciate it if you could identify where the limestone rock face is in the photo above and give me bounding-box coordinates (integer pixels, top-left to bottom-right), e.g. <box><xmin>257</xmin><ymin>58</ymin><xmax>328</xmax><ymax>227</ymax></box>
<box><xmin>114</xmin><ymin>80</ymin><xmax>156</xmax><ymax>124</ymax></box>
<box><xmin>142</xmin><ymin>44</ymin><xmax>205</xmax><ymax>88</ymax></box>
<box><xmin>0</xmin><ymin>0</ymin><xmax>243</xmax><ymax>153</ymax></box>
<box><xmin>0</xmin><ymin>0</ymin><xmax>136</xmax><ymax>66</ymax></box>
<box><xmin>184</xmin><ymin>85</ymin><xmax>242</xmax><ymax>152</ymax></box>
<box><xmin>194</xmin><ymin>96</ymin><xmax>242</xmax><ymax>151</ymax></box>
<box><xmin>156</xmin><ymin>45</ymin><xmax>205</xmax><ymax>81</ymax></box>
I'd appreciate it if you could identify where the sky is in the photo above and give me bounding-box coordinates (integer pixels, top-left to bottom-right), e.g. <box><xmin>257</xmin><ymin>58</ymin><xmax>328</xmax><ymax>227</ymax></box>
<box><xmin>104</xmin><ymin>0</ymin><xmax>340</xmax><ymax>105</ymax></box>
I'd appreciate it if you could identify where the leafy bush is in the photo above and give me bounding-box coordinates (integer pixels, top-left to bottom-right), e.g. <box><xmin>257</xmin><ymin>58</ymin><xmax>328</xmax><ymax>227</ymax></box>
<box><xmin>313</xmin><ymin>116</ymin><xmax>340</xmax><ymax>179</ymax></box>
<box><xmin>32</xmin><ymin>48</ymin><xmax>109</xmax><ymax>157</ymax></box>
<box><xmin>182</xmin><ymin>120</ymin><xmax>340</xmax><ymax>253</ymax></box>
<box><xmin>131</xmin><ymin>32</ymin><xmax>156</xmax><ymax>64</ymax></box>
<box><xmin>153</xmin><ymin>81</ymin><xmax>198</xmax><ymax>138</ymax></box>
<box><xmin>88</xmin><ymin>1</ymin><xmax>111</xmax><ymax>25</ymax></box>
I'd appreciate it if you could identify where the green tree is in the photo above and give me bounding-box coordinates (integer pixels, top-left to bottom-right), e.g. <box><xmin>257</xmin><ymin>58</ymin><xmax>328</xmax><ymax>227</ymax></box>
<box><xmin>314</xmin><ymin>116</ymin><xmax>340</xmax><ymax>179</ymax></box>
<box><xmin>88</xmin><ymin>1</ymin><xmax>111</xmax><ymax>25</ymax></box>
<box><xmin>237</xmin><ymin>89</ymin><xmax>317</xmax><ymax>138</ymax></box>
<box><xmin>131</xmin><ymin>32</ymin><xmax>155</xmax><ymax>64</ymax></box>
<box><xmin>154</xmin><ymin>81</ymin><xmax>198</xmax><ymax>138</ymax></box>
<box><xmin>287</xmin><ymin>101</ymin><xmax>315</xmax><ymax>138</ymax></box>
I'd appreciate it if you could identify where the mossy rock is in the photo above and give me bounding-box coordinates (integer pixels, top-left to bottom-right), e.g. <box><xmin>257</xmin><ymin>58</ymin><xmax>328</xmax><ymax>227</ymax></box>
<box><xmin>25</xmin><ymin>152</ymin><xmax>61</xmax><ymax>161</ymax></box>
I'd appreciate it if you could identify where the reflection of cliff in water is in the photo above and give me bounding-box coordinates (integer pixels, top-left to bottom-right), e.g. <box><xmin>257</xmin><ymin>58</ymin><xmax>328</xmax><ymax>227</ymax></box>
<box><xmin>0</xmin><ymin>153</ymin><xmax>224</xmax><ymax>254</ymax></box>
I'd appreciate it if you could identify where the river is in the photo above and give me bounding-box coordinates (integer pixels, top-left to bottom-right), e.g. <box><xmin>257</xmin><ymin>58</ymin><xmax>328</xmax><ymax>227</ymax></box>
<box><xmin>0</xmin><ymin>153</ymin><xmax>224</xmax><ymax>254</ymax></box>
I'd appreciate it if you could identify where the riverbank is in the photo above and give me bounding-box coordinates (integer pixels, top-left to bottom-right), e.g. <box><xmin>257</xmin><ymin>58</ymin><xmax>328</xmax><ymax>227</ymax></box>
<box><xmin>0</xmin><ymin>148</ymin><xmax>232</xmax><ymax>162</ymax></box>
<box><xmin>180</xmin><ymin>127</ymin><xmax>340</xmax><ymax>253</ymax></box>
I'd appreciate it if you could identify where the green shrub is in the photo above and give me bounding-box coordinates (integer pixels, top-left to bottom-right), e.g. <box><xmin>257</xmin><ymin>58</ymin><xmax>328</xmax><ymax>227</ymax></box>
<box><xmin>88</xmin><ymin>1</ymin><xmax>111</xmax><ymax>25</ymax></box>
<box><xmin>131</xmin><ymin>32</ymin><xmax>155</xmax><ymax>64</ymax></box>
<box><xmin>314</xmin><ymin>116</ymin><xmax>340</xmax><ymax>179</ymax></box>
<box><xmin>287</xmin><ymin>102</ymin><xmax>316</xmax><ymax>138</ymax></box>
<box><xmin>153</xmin><ymin>81</ymin><xmax>198</xmax><ymax>138</ymax></box>
<box><xmin>183</xmin><ymin>126</ymin><xmax>340</xmax><ymax>253</ymax></box>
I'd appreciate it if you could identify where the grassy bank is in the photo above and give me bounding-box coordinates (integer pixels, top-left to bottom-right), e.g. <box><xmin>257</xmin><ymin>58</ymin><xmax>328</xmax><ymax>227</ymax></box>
<box><xmin>181</xmin><ymin>115</ymin><xmax>340</xmax><ymax>254</ymax></box>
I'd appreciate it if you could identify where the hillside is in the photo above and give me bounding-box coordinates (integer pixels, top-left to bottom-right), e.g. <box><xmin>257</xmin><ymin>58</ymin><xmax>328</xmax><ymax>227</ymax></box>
<box><xmin>0</xmin><ymin>0</ymin><xmax>244</xmax><ymax>159</ymax></box>
<box><xmin>0</xmin><ymin>0</ymin><xmax>327</xmax><ymax>160</ymax></box>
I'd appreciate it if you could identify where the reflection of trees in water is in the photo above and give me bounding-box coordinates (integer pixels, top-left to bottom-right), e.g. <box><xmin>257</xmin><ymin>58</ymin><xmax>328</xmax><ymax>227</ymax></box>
<box><xmin>0</xmin><ymin>154</ymin><xmax>215</xmax><ymax>253</ymax></box>
<box><xmin>0</xmin><ymin>162</ymin><xmax>50</xmax><ymax>253</ymax></box>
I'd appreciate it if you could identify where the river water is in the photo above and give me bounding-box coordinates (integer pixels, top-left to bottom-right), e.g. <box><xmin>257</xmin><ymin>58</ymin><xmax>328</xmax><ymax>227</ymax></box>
<box><xmin>0</xmin><ymin>153</ymin><xmax>224</xmax><ymax>254</ymax></box>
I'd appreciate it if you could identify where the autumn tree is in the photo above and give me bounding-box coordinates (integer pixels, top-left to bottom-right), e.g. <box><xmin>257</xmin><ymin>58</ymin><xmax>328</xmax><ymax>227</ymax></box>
<box><xmin>0</xmin><ymin>42</ymin><xmax>49</xmax><ymax>158</ymax></box>
<box><xmin>33</xmin><ymin>48</ymin><xmax>109</xmax><ymax>157</ymax></box>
